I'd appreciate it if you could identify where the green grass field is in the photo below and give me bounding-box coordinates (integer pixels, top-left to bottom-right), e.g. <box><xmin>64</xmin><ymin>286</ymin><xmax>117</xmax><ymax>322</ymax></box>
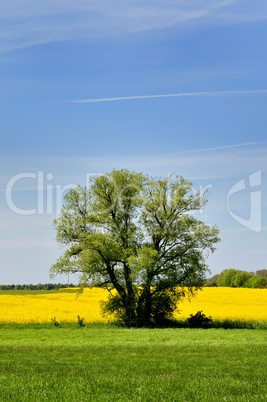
<box><xmin>0</xmin><ymin>325</ymin><xmax>266</xmax><ymax>401</ymax></box>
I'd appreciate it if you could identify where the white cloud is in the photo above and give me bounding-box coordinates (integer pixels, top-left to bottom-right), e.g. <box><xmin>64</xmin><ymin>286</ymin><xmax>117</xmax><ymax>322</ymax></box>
<box><xmin>0</xmin><ymin>1</ymin><xmax>233</xmax><ymax>19</ymax></box>
<box><xmin>1</xmin><ymin>0</ymin><xmax>266</xmax><ymax>53</ymax></box>
<box><xmin>67</xmin><ymin>90</ymin><xmax>267</xmax><ymax>104</ymax></box>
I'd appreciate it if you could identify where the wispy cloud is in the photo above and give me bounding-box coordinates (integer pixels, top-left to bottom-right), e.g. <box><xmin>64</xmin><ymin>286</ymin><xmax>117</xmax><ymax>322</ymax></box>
<box><xmin>67</xmin><ymin>90</ymin><xmax>267</xmax><ymax>104</ymax></box>
<box><xmin>166</xmin><ymin>141</ymin><xmax>266</xmax><ymax>156</ymax></box>
<box><xmin>1</xmin><ymin>143</ymin><xmax>266</xmax><ymax>191</ymax></box>
<box><xmin>1</xmin><ymin>0</ymin><xmax>267</xmax><ymax>53</ymax></box>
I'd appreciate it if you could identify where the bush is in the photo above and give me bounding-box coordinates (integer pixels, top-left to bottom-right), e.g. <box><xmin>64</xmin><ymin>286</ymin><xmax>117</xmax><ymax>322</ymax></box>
<box><xmin>187</xmin><ymin>311</ymin><xmax>213</xmax><ymax>328</ymax></box>
<box><xmin>204</xmin><ymin>281</ymin><xmax>217</xmax><ymax>287</ymax></box>
<box><xmin>77</xmin><ymin>315</ymin><xmax>85</xmax><ymax>327</ymax></box>
<box><xmin>51</xmin><ymin>317</ymin><xmax>60</xmax><ymax>327</ymax></box>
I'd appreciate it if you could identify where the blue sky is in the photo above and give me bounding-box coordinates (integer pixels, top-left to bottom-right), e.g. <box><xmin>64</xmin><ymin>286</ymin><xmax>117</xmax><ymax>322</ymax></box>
<box><xmin>1</xmin><ymin>0</ymin><xmax>267</xmax><ymax>284</ymax></box>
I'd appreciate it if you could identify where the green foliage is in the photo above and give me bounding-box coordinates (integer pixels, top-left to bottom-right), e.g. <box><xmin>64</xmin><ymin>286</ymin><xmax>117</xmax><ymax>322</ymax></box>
<box><xmin>204</xmin><ymin>280</ymin><xmax>217</xmax><ymax>287</ymax></box>
<box><xmin>204</xmin><ymin>274</ymin><xmax>218</xmax><ymax>287</ymax></box>
<box><xmin>102</xmin><ymin>287</ymin><xmax>187</xmax><ymax>327</ymax></box>
<box><xmin>217</xmin><ymin>269</ymin><xmax>239</xmax><ymax>287</ymax></box>
<box><xmin>51</xmin><ymin>317</ymin><xmax>60</xmax><ymax>327</ymax></box>
<box><xmin>256</xmin><ymin>269</ymin><xmax>267</xmax><ymax>278</ymax></box>
<box><xmin>187</xmin><ymin>310</ymin><xmax>213</xmax><ymax>328</ymax></box>
<box><xmin>217</xmin><ymin>269</ymin><xmax>267</xmax><ymax>288</ymax></box>
<box><xmin>77</xmin><ymin>315</ymin><xmax>85</xmax><ymax>327</ymax></box>
<box><xmin>51</xmin><ymin>169</ymin><xmax>220</xmax><ymax>326</ymax></box>
<box><xmin>232</xmin><ymin>271</ymin><xmax>254</xmax><ymax>287</ymax></box>
<box><xmin>204</xmin><ymin>282</ymin><xmax>217</xmax><ymax>287</ymax></box>
<box><xmin>247</xmin><ymin>275</ymin><xmax>267</xmax><ymax>288</ymax></box>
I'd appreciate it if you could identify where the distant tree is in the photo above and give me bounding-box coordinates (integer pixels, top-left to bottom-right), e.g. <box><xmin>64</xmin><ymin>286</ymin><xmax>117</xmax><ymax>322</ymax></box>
<box><xmin>210</xmin><ymin>274</ymin><xmax>219</xmax><ymax>283</ymax></box>
<box><xmin>50</xmin><ymin>169</ymin><xmax>220</xmax><ymax>327</ymax></box>
<box><xmin>204</xmin><ymin>274</ymin><xmax>219</xmax><ymax>287</ymax></box>
<box><xmin>232</xmin><ymin>271</ymin><xmax>253</xmax><ymax>288</ymax></box>
<box><xmin>217</xmin><ymin>269</ymin><xmax>239</xmax><ymax>287</ymax></box>
<box><xmin>256</xmin><ymin>269</ymin><xmax>267</xmax><ymax>278</ymax></box>
<box><xmin>216</xmin><ymin>269</ymin><xmax>267</xmax><ymax>288</ymax></box>
<box><xmin>247</xmin><ymin>275</ymin><xmax>267</xmax><ymax>288</ymax></box>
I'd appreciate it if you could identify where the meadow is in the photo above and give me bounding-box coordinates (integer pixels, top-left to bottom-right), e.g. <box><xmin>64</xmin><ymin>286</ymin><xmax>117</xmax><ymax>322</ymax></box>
<box><xmin>0</xmin><ymin>287</ymin><xmax>266</xmax><ymax>325</ymax></box>
<box><xmin>0</xmin><ymin>326</ymin><xmax>266</xmax><ymax>401</ymax></box>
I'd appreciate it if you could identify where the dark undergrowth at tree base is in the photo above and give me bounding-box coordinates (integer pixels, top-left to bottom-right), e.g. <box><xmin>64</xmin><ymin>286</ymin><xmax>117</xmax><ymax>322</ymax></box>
<box><xmin>116</xmin><ymin>319</ymin><xmax>267</xmax><ymax>330</ymax></box>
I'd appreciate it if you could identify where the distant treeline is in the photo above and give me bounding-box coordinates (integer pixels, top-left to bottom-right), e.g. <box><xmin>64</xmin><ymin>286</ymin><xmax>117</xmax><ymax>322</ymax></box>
<box><xmin>0</xmin><ymin>283</ymin><xmax>76</xmax><ymax>290</ymax></box>
<box><xmin>205</xmin><ymin>269</ymin><xmax>267</xmax><ymax>288</ymax></box>
<box><xmin>1</xmin><ymin>270</ymin><xmax>267</xmax><ymax>290</ymax></box>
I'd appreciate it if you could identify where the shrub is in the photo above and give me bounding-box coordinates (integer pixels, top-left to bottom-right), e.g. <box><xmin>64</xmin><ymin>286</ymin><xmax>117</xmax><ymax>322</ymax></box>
<box><xmin>77</xmin><ymin>315</ymin><xmax>85</xmax><ymax>327</ymax></box>
<box><xmin>187</xmin><ymin>311</ymin><xmax>213</xmax><ymax>328</ymax></box>
<box><xmin>51</xmin><ymin>317</ymin><xmax>60</xmax><ymax>327</ymax></box>
<box><xmin>204</xmin><ymin>281</ymin><xmax>217</xmax><ymax>287</ymax></box>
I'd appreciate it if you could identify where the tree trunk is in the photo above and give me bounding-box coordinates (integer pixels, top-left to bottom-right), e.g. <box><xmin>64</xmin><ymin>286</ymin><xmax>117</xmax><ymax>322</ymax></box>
<box><xmin>136</xmin><ymin>287</ymin><xmax>152</xmax><ymax>326</ymax></box>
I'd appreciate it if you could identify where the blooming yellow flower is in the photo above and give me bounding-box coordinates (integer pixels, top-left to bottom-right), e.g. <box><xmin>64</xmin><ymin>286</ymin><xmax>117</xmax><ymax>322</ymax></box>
<box><xmin>0</xmin><ymin>287</ymin><xmax>266</xmax><ymax>324</ymax></box>
<box><xmin>175</xmin><ymin>287</ymin><xmax>267</xmax><ymax>322</ymax></box>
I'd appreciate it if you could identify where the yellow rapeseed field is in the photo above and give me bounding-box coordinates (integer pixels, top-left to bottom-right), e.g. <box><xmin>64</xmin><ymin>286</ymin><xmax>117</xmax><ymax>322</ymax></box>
<box><xmin>0</xmin><ymin>287</ymin><xmax>266</xmax><ymax>324</ymax></box>
<box><xmin>176</xmin><ymin>287</ymin><xmax>267</xmax><ymax>322</ymax></box>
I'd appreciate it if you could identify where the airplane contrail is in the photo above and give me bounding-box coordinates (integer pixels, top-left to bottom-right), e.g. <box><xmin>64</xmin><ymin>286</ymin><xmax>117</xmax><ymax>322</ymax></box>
<box><xmin>168</xmin><ymin>141</ymin><xmax>266</xmax><ymax>155</ymax></box>
<box><xmin>68</xmin><ymin>89</ymin><xmax>267</xmax><ymax>103</ymax></box>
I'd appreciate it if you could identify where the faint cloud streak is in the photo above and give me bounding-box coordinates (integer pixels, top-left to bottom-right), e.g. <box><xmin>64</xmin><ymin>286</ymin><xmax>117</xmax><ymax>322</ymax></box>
<box><xmin>68</xmin><ymin>90</ymin><xmax>267</xmax><ymax>104</ymax></box>
<box><xmin>1</xmin><ymin>0</ymin><xmax>266</xmax><ymax>53</ymax></box>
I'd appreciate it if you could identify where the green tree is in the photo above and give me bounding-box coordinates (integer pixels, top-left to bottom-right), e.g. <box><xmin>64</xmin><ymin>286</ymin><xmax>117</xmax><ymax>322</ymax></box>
<box><xmin>217</xmin><ymin>269</ymin><xmax>239</xmax><ymax>287</ymax></box>
<box><xmin>232</xmin><ymin>271</ymin><xmax>253</xmax><ymax>288</ymax></box>
<box><xmin>256</xmin><ymin>269</ymin><xmax>267</xmax><ymax>278</ymax></box>
<box><xmin>247</xmin><ymin>275</ymin><xmax>267</xmax><ymax>288</ymax></box>
<box><xmin>50</xmin><ymin>169</ymin><xmax>220</xmax><ymax>326</ymax></box>
<box><xmin>204</xmin><ymin>274</ymin><xmax>219</xmax><ymax>287</ymax></box>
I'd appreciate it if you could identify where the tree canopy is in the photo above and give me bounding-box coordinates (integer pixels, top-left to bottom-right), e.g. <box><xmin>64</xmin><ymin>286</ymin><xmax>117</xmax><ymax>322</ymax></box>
<box><xmin>50</xmin><ymin>169</ymin><xmax>220</xmax><ymax>326</ymax></box>
<box><xmin>216</xmin><ymin>268</ymin><xmax>267</xmax><ymax>288</ymax></box>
